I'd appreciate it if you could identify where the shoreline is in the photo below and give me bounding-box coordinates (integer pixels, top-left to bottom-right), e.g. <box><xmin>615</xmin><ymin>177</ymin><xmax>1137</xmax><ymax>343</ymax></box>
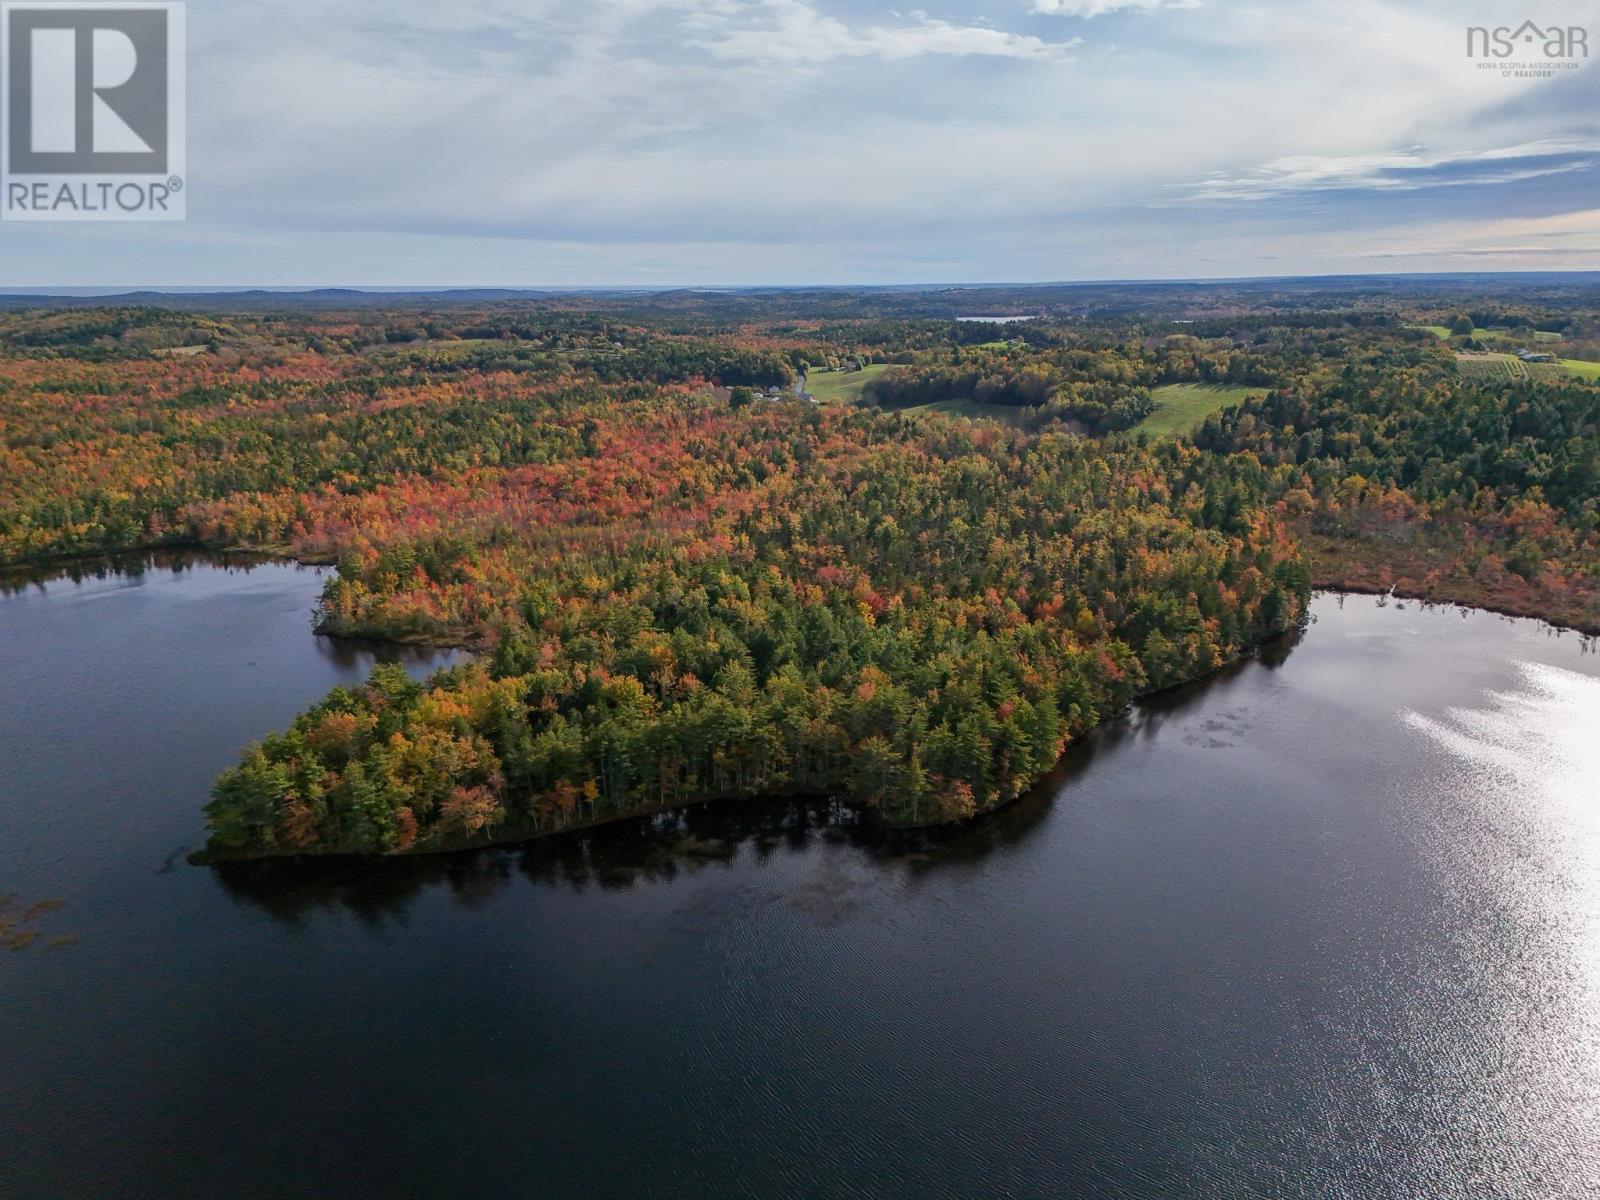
<box><xmin>0</xmin><ymin>544</ymin><xmax>490</xmax><ymax>648</ymax></box>
<box><xmin>1309</xmin><ymin>577</ymin><xmax>1600</xmax><ymax>639</ymax></box>
<box><xmin>9</xmin><ymin>542</ymin><xmax>1598</xmax><ymax>640</ymax></box>
<box><xmin>0</xmin><ymin>542</ymin><xmax>307</xmax><ymax>587</ymax></box>
<box><xmin>12</xmin><ymin>548</ymin><xmax>1593</xmax><ymax>867</ymax></box>
<box><xmin>189</xmin><ymin>580</ymin><xmax>1598</xmax><ymax>868</ymax></box>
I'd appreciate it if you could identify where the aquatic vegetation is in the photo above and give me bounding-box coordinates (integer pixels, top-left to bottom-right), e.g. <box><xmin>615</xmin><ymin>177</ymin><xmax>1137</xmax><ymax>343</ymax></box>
<box><xmin>0</xmin><ymin>895</ymin><xmax>72</xmax><ymax>952</ymax></box>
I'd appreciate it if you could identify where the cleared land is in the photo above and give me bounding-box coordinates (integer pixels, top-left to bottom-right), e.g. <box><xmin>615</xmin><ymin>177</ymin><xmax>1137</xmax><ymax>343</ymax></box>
<box><xmin>1479</xmin><ymin>326</ymin><xmax>1562</xmax><ymax>342</ymax></box>
<box><xmin>1411</xmin><ymin>325</ymin><xmax>1562</xmax><ymax>346</ymax></box>
<box><xmin>805</xmin><ymin>364</ymin><xmax>893</xmax><ymax>405</ymax></box>
<box><xmin>1456</xmin><ymin>353</ymin><xmax>1531</xmax><ymax>382</ymax></box>
<box><xmin>1456</xmin><ymin>353</ymin><xmax>1600</xmax><ymax>382</ymax></box>
<box><xmin>1136</xmin><ymin>383</ymin><xmax>1266</xmax><ymax>439</ymax></box>
<box><xmin>900</xmin><ymin>398</ymin><xmax>1027</xmax><ymax>425</ymax></box>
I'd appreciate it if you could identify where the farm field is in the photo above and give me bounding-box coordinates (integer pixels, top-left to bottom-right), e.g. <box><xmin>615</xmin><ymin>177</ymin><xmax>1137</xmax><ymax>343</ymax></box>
<box><xmin>1135</xmin><ymin>383</ymin><xmax>1266</xmax><ymax>439</ymax></box>
<box><xmin>1456</xmin><ymin>353</ymin><xmax>1532</xmax><ymax>381</ymax></box>
<box><xmin>1557</xmin><ymin>357</ymin><xmax>1600</xmax><ymax>379</ymax></box>
<box><xmin>804</xmin><ymin>363</ymin><xmax>893</xmax><ymax>404</ymax></box>
<box><xmin>1456</xmin><ymin>352</ymin><xmax>1600</xmax><ymax>382</ymax></box>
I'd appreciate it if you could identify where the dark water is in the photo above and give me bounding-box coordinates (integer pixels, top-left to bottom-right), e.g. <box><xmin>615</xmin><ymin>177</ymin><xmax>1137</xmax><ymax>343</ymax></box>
<box><xmin>3</xmin><ymin>560</ymin><xmax>1599</xmax><ymax>1200</ymax></box>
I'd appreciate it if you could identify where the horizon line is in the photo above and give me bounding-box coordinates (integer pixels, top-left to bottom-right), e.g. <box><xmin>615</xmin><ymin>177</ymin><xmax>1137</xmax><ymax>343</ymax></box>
<box><xmin>4</xmin><ymin>268</ymin><xmax>1600</xmax><ymax>298</ymax></box>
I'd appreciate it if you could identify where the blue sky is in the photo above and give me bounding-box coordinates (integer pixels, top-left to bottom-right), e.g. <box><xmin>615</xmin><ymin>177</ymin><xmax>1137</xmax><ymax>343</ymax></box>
<box><xmin>4</xmin><ymin>0</ymin><xmax>1599</xmax><ymax>286</ymax></box>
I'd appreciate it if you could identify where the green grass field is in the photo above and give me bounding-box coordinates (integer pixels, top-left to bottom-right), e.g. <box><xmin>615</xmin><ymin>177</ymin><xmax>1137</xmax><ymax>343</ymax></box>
<box><xmin>1477</xmin><ymin>328</ymin><xmax>1565</xmax><ymax>348</ymax></box>
<box><xmin>1455</xmin><ymin>352</ymin><xmax>1600</xmax><ymax>382</ymax></box>
<box><xmin>1135</xmin><ymin>383</ymin><xmax>1266</xmax><ymax>439</ymax></box>
<box><xmin>899</xmin><ymin>398</ymin><xmax>1027</xmax><ymax>425</ymax></box>
<box><xmin>805</xmin><ymin>364</ymin><xmax>893</xmax><ymax>405</ymax></box>
<box><xmin>1410</xmin><ymin>325</ymin><xmax>1562</xmax><ymax>346</ymax></box>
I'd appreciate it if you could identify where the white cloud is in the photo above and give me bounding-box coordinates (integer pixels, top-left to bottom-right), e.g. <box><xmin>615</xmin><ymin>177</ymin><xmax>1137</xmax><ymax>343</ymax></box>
<box><xmin>1179</xmin><ymin>139</ymin><xmax>1600</xmax><ymax>201</ymax></box>
<box><xmin>1357</xmin><ymin>207</ymin><xmax>1600</xmax><ymax>259</ymax></box>
<box><xmin>1031</xmin><ymin>0</ymin><xmax>1198</xmax><ymax>16</ymax></box>
<box><xmin>8</xmin><ymin>0</ymin><xmax>1599</xmax><ymax>285</ymax></box>
<box><xmin>698</xmin><ymin>0</ymin><xmax>1078</xmax><ymax>63</ymax></box>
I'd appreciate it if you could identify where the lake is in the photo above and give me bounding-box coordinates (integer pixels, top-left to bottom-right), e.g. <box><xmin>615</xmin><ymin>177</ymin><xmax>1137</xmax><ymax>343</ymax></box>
<box><xmin>2</xmin><ymin>558</ymin><xmax>1598</xmax><ymax>1199</ymax></box>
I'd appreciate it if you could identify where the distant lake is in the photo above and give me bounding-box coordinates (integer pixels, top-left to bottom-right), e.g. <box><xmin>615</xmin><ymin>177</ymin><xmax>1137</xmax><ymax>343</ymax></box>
<box><xmin>3</xmin><ymin>558</ymin><xmax>1599</xmax><ymax>1199</ymax></box>
<box><xmin>955</xmin><ymin>315</ymin><xmax>1040</xmax><ymax>323</ymax></box>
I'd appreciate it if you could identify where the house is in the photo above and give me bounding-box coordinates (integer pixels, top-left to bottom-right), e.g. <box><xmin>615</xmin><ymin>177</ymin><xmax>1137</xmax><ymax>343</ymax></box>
<box><xmin>1516</xmin><ymin>348</ymin><xmax>1556</xmax><ymax>363</ymax></box>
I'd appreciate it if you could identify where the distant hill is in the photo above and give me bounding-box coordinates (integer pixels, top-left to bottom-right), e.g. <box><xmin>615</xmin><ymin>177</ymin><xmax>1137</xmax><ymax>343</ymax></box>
<box><xmin>1</xmin><ymin>272</ymin><xmax>1598</xmax><ymax>315</ymax></box>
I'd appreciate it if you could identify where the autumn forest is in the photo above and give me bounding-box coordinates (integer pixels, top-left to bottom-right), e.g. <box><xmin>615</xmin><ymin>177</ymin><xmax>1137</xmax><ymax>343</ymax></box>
<box><xmin>2</xmin><ymin>280</ymin><xmax>1596</xmax><ymax>859</ymax></box>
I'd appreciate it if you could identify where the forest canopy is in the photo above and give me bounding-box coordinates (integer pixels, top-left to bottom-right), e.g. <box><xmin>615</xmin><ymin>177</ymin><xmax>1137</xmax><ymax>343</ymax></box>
<box><xmin>0</xmin><ymin>282</ymin><xmax>1594</xmax><ymax>857</ymax></box>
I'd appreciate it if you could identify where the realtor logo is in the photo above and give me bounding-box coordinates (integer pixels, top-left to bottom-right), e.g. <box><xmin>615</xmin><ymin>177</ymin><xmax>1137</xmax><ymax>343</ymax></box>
<box><xmin>1</xmin><ymin>1</ymin><xmax>185</xmax><ymax>220</ymax></box>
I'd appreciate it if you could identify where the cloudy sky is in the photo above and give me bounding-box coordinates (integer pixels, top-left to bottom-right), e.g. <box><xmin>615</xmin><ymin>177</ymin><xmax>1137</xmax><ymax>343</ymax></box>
<box><xmin>4</xmin><ymin>0</ymin><xmax>1600</xmax><ymax>286</ymax></box>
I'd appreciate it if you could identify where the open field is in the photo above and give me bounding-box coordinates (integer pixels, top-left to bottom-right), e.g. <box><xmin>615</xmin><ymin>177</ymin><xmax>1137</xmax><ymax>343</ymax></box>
<box><xmin>1556</xmin><ymin>357</ymin><xmax>1600</xmax><ymax>380</ymax></box>
<box><xmin>1480</xmin><ymin>326</ymin><xmax>1562</xmax><ymax>342</ymax></box>
<box><xmin>805</xmin><ymin>363</ymin><xmax>893</xmax><ymax>405</ymax></box>
<box><xmin>1411</xmin><ymin>325</ymin><xmax>1563</xmax><ymax>346</ymax></box>
<box><xmin>900</xmin><ymin>398</ymin><xmax>1027</xmax><ymax>425</ymax></box>
<box><xmin>1135</xmin><ymin>383</ymin><xmax>1266</xmax><ymax>439</ymax></box>
<box><xmin>1456</xmin><ymin>353</ymin><xmax>1600</xmax><ymax>382</ymax></box>
<box><xmin>1456</xmin><ymin>353</ymin><xmax>1530</xmax><ymax>381</ymax></box>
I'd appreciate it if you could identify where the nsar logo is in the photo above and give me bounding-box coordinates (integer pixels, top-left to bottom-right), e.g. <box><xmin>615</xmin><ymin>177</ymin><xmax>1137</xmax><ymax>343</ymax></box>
<box><xmin>1467</xmin><ymin>19</ymin><xmax>1588</xmax><ymax>78</ymax></box>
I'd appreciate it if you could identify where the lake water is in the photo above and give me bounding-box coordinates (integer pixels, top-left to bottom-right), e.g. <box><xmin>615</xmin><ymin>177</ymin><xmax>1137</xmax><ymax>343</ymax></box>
<box><xmin>2</xmin><ymin>559</ymin><xmax>1598</xmax><ymax>1199</ymax></box>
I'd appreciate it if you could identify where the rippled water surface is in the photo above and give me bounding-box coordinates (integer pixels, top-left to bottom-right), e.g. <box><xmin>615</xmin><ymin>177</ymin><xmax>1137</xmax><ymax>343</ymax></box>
<box><xmin>2</xmin><ymin>560</ymin><xmax>1598</xmax><ymax>1200</ymax></box>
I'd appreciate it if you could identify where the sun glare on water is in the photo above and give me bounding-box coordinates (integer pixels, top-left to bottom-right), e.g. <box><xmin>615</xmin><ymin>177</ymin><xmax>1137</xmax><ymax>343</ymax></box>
<box><xmin>1402</xmin><ymin>660</ymin><xmax>1600</xmax><ymax>1174</ymax></box>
